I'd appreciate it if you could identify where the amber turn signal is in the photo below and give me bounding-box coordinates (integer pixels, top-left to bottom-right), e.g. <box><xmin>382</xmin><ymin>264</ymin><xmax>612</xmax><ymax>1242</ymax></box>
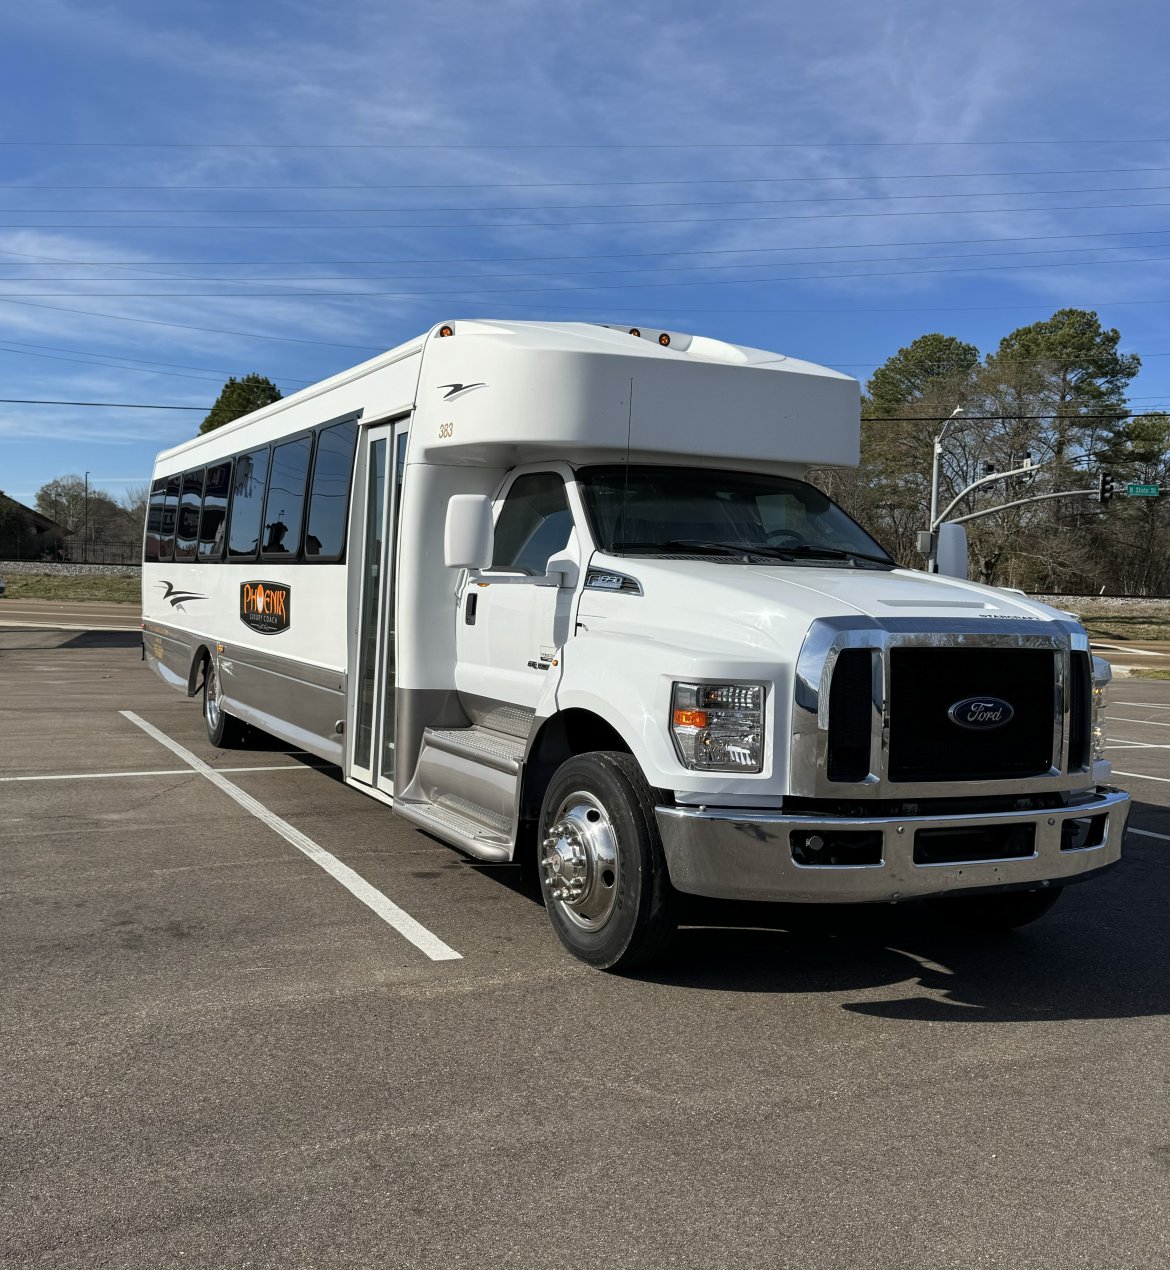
<box><xmin>673</xmin><ymin>708</ymin><xmax>709</xmax><ymax>728</ymax></box>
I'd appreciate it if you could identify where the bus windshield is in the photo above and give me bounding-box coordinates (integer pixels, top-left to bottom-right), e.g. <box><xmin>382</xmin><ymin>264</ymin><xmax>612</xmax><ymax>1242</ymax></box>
<box><xmin>576</xmin><ymin>464</ymin><xmax>893</xmax><ymax>566</ymax></box>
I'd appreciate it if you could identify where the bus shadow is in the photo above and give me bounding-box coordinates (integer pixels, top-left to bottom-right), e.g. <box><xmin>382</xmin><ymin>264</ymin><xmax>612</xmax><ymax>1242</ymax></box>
<box><xmin>61</xmin><ymin>630</ymin><xmax>143</xmax><ymax>650</ymax></box>
<box><xmin>632</xmin><ymin>828</ymin><xmax>1168</xmax><ymax>1022</ymax></box>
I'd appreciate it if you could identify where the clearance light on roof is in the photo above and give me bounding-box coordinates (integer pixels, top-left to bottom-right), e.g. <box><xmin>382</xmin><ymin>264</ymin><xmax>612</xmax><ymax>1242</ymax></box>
<box><xmin>628</xmin><ymin>328</ymin><xmax>641</xmax><ymax>338</ymax></box>
<box><xmin>658</xmin><ymin>332</ymin><xmax>671</xmax><ymax>347</ymax></box>
<box><xmin>438</xmin><ymin>325</ymin><xmax>454</xmax><ymax>337</ymax></box>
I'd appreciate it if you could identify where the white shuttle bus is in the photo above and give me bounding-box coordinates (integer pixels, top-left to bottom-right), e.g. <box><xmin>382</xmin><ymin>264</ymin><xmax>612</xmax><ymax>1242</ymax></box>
<box><xmin>143</xmin><ymin>320</ymin><xmax>1129</xmax><ymax>969</ymax></box>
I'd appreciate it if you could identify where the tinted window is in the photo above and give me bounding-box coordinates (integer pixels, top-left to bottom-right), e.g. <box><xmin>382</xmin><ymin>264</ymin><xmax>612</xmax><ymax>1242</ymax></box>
<box><xmin>198</xmin><ymin>461</ymin><xmax>233</xmax><ymax>561</ymax></box>
<box><xmin>578</xmin><ymin>464</ymin><xmax>892</xmax><ymax>562</ymax></box>
<box><xmin>490</xmin><ymin>473</ymin><xmax>572</xmax><ymax>575</ymax></box>
<box><xmin>227</xmin><ymin>447</ymin><xmax>270</xmax><ymax>560</ymax></box>
<box><xmin>174</xmin><ymin>468</ymin><xmax>205</xmax><ymax>562</ymax></box>
<box><xmin>144</xmin><ymin>478</ymin><xmax>167</xmax><ymax>563</ymax></box>
<box><xmin>261</xmin><ymin>435</ymin><xmax>313</xmax><ymax>558</ymax></box>
<box><xmin>305</xmin><ymin>420</ymin><xmax>358</xmax><ymax>559</ymax></box>
<box><xmin>158</xmin><ymin>475</ymin><xmax>181</xmax><ymax>562</ymax></box>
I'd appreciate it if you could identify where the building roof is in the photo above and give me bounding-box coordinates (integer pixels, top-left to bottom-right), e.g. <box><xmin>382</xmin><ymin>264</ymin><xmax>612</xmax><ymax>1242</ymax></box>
<box><xmin>0</xmin><ymin>491</ymin><xmax>74</xmax><ymax>536</ymax></box>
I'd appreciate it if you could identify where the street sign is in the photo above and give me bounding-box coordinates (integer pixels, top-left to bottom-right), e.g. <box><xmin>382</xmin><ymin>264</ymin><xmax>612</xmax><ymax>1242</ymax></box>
<box><xmin>1125</xmin><ymin>483</ymin><xmax>1161</xmax><ymax>497</ymax></box>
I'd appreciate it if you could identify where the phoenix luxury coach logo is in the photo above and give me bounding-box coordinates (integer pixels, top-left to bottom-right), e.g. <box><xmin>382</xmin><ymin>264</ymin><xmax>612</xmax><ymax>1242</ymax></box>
<box><xmin>437</xmin><ymin>382</ymin><xmax>487</xmax><ymax>401</ymax></box>
<box><xmin>240</xmin><ymin>581</ymin><xmax>291</xmax><ymax>635</ymax></box>
<box><xmin>947</xmin><ymin>696</ymin><xmax>1015</xmax><ymax>730</ymax></box>
<box><xmin>156</xmin><ymin>581</ymin><xmax>207</xmax><ymax>612</ymax></box>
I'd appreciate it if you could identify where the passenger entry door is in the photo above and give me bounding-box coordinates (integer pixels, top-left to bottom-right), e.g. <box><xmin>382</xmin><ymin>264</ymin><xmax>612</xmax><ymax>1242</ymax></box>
<box><xmin>455</xmin><ymin>471</ymin><xmax>576</xmax><ymax>711</ymax></box>
<box><xmin>348</xmin><ymin>420</ymin><xmax>409</xmax><ymax>794</ymax></box>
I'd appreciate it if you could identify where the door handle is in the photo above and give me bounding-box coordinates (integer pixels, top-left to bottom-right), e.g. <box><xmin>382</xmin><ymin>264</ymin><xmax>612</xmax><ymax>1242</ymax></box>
<box><xmin>464</xmin><ymin>592</ymin><xmax>478</xmax><ymax>625</ymax></box>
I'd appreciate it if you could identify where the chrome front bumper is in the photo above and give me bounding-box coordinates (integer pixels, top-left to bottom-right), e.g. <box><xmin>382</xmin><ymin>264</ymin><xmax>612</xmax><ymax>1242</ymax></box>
<box><xmin>656</xmin><ymin>788</ymin><xmax>1129</xmax><ymax>903</ymax></box>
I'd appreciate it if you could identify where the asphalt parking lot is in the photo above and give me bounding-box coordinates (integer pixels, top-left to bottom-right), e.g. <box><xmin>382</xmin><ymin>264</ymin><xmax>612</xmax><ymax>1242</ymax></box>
<box><xmin>2</xmin><ymin>618</ymin><xmax>1168</xmax><ymax>1269</ymax></box>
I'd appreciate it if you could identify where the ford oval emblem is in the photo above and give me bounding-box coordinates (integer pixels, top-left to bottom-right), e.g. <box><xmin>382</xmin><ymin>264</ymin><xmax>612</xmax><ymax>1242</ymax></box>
<box><xmin>948</xmin><ymin>696</ymin><xmax>1015</xmax><ymax>730</ymax></box>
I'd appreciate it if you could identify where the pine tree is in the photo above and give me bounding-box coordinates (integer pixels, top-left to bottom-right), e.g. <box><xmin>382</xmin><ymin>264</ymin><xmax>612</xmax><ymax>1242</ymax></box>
<box><xmin>199</xmin><ymin>374</ymin><xmax>283</xmax><ymax>435</ymax></box>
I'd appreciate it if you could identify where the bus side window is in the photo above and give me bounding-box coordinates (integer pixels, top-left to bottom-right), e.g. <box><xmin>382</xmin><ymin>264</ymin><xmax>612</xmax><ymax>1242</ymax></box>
<box><xmin>144</xmin><ymin>478</ymin><xmax>167</xmax><ymax>563</ymax></box>
<box><xmin>174</xmin><ymin>468</ymin><xmax>205</xmax><ymax>562</ymax></box>
<box><xmin>261</xmin><ymin>435</ymin><xmax>313</xmax><ymax>559</ymax></box>
<box><xmin>304</xmin><ymin>420</ymin><xmax>358</xmax><ymax>560</ymax></box>
<box><xmin>159</xmin><ymin>475</ymin><xmax>181</xmax><ymax>562</ymax></box>
<box><xmin>227</xmin><ymin>447</ymin><xmax>271</xmax><ymax>560</ymax></box>
<box><xmin>489</xmin><ymin>473</ymin><xmax>573</xmax><ymax>575</ymax></box>
<box><xmin>198</xmin><ymin>460</ymin><xmax>233</xmax><ymax>561</ymax></box>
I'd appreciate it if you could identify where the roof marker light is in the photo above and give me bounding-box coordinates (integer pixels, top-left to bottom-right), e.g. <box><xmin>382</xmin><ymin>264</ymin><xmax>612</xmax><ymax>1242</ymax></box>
<box><xmin>628</xmin><ymin>328</ymin><xmax>641</xmax><ymax>338</ymax></box>
<box><xmin>438</xmin><ymin>324</ymin><xmax>454</xmax><ymax>337</ymax></box>
<box><xmin>658</xmin><ymin>332</ymin><xmax>671</xmax><ymax>347</ymax></box>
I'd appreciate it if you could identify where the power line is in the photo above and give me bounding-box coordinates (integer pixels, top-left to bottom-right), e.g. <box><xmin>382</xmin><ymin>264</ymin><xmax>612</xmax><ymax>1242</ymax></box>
<box><xmin>8</xmin><ymin>182</ymin><xmax>1170</xmax><ymax>213</ymax></box>
<box><xmin>11</xmin><ymin>242</ymin><xmax>1167</xmax><ymax>286</ymax></box>
<box><xmin>2</xmin><ymin>199</ymin><xmax>1168</xmax><ymax>231</ymax></box>
<box><xmin>1</xmin><ymin>138</ymin><xmax>1168</xmax><ymax>148</ymax></box>
<box><xmin>4</xmin><ymin>229</ymin><xmax>1164</xmax><ymax>269</ymax></box>
<box><xmin>0</xmin><ymin>298</ymin><xmax>384</xmax><ymax>350</ymax></box>
<box><xmin>0</xmin><ymin>336</ymin><xmax>313</xmax><ymax>381</ymax></box>
<box><xmin>0</xmin><ymin>397</ymin><xmax>204</xmax><ymax>410</ymax></box>
<box><xmin>6</xmin><ymin>253</ymin><xmax>1167</xmax><ymax>299</ymax></box>
<box><xmin>3</xmin><ymin>166</ymin><xmax>1167</xmax><ymax>191</ymax></box>
<box><xmin>863</xmin><ymin>412</ymin><xmax>1154</xmax><ymax>422</ymax></box>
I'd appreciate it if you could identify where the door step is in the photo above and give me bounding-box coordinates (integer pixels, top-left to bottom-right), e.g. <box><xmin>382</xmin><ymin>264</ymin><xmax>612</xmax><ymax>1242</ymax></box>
<box><xmin>424</xmin><ymin>725</ymin><xmax>526</xmax><ymax>773</ymax></box>
<box><xmin>394</xmin><ymin>797</ymin><xmax>513</xmax><ymax>862</ymax></box>
<box><xmin>394</xmin><ymin>724</ymin><xmax>526</xmax><ymax>862</ymax></box>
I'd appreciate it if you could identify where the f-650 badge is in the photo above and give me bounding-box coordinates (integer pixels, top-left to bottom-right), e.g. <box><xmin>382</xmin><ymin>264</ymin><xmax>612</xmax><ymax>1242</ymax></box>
<box><xmin>240</xmin><ymin>581</ymin><xmax>291</xmax><ymax>635</ymax></box>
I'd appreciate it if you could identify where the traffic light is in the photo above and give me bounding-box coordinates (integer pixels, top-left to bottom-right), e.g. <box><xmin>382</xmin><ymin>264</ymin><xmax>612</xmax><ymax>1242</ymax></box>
<box><xmin>1096</xmin><ymin>472</ymin><xmax>1116</xmax><ymax>503</ymax></box>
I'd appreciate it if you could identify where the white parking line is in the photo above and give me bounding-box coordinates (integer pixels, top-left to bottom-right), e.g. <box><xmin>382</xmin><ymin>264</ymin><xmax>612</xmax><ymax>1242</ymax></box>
<box><xmin>1107</xmin><ymin>716</ymin><xmax>1170</xmax><ymax>728</ymax></box>
<box><xmin>1113</xmin><ymin>770</ymin><xmax>1170</xmax><ymax>785</ymax></box>
<box><xmin>1113</xmin><ymin>702</ymin><xmax>1170</xmax><ymax>711</ymax></box>
<box><xmin>120</xmin><ymin>711</ymin><xmax>461</xmax><ymax>962</ymax></box>
<box><xmin>1129</xmin><ymin>828</ymin><xmax>1170</xmax><ymax>843</ymax></box>
<box><xmin>0</xmin><ymin>764</ymin><xmax>333</xmax><ymax>783</ymax></box>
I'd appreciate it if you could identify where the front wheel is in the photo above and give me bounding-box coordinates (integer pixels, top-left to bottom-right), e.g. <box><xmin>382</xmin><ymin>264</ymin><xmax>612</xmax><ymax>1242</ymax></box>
<box><xmin>930</xmin><ymin>887</ymin><xmax>1063</xmax><ymax>930</ymax></box>
<box><xmin>538</xmin><ymin>752</ymin><xmax>678</xmax><ymax>971</ymax></box>
<box><xmin>203</xmin><ymin>658</ymin><xmax>247</xmax><ymax>748</ymax></box>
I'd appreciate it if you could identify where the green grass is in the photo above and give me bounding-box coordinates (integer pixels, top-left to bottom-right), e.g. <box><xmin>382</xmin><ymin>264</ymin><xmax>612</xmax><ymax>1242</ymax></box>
<box><xmin>1078</xmin><ymin>609</ymin><xmax>1170</xmax><ymax>643</ymax></box>
<box><xmin>1</xmin><ymin>572</ymin><xmax>141</xmax><ymax>604</ymax></box>
<box><xmin>1128</xmin><ymin>667</ymin><xmax>1170</xmax><ymax>681</ymax></box>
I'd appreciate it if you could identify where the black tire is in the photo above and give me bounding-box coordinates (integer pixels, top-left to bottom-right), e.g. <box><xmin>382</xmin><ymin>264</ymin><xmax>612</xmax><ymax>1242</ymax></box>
<box><xmin>537</xmin><ymin>751</ymin><xmax>678</xmax><ymax>971</ymax></box>
<box><xmin>931</xmin><ymin>886</ymin><xmax>1063</xmax><ymax>931</ymax></box>
<box><xmin>203</xmin><ymin>657</ymin><xmax>247</xmax><ymax>748</ymax></box>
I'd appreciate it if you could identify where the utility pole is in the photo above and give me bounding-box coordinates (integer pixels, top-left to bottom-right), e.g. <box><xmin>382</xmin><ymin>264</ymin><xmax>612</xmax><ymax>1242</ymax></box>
<box><xmin>925</xmin><ymin>406</ymin><xmax>964</xmax><ymax>572</ymax></box>
<box><xmin>84</xmin><ymin>471</ymin><xmax>90</xmax><ymax>564</ymax></box>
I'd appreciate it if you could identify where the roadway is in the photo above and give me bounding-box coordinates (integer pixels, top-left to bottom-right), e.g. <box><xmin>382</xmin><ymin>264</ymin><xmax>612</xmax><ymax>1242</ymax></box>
<box><xmin>1</xmin><ymin>618</ymin><xmax>1166</xmax><ymax>1269</ymax></box>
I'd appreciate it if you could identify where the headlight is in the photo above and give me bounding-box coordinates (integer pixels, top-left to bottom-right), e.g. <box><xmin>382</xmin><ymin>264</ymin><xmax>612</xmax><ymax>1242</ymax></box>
<box><xmin>671</xmin><ymin>681</ymin><xmax>765</xmax><ymax>772</ymax></box>
<box><xmin>1091</xmin><ymin>655</ymin><xmax>1112</xmax><ymax>762</ymax></box>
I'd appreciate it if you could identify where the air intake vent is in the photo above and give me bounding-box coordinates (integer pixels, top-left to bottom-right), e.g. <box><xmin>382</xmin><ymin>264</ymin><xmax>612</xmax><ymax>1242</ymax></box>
<box><xmin>1067</xmin><ymin>651</ymin><xmax>1092</xmax><ymax>770</ymax></box>
<box><xmin>827</xmin><ymin>649</ymin><xmax>874</xmax><ymax>782</ymax></box>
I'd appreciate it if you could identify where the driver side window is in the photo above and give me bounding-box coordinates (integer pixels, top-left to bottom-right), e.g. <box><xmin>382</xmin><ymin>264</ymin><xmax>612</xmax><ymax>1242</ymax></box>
<box><xmin>490</xmin><ymin>473</ymin><xmax>573</xmax><ymax>575</ymax></box>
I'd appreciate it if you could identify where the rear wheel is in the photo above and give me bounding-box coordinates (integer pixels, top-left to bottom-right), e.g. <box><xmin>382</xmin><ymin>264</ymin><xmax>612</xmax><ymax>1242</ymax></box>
<box><xmin>931</xmin><ymin>887</ymin><xmax>1063</xmax><ymax>930</ymax></box>
<box><xmin>537</xmin><ymin>752</ymin><xmax>677</xmax><ymax>971</ymax></box>
<box><xmin>203</xmin><ymin>658</ymin><xmax>247</xmax><ymax>748</ymax></box>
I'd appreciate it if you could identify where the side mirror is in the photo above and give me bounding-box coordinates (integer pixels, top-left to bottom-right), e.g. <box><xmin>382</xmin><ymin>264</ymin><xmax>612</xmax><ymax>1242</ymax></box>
<box><xmin>444</xmin><ymin>495</ymin><xmax>494</xmax><ymax>570</ymax></box>
<box><xmin>936</xmin><ymin>522</ymin><xmax>969</xmax><ymax>580</ymax></box>
<box><xmin>542</xmin><ymin>549</ymin><xmax>580</xmax><ymax>589</ymax></box>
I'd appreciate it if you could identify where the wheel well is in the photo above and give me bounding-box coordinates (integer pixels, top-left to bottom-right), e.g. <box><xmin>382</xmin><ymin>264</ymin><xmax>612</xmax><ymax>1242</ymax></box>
<box><xmin>187</xmin><ymin>644</ymin><xmax>212</xmax><ymax>698</ymax></box>
<box><xmin>520</xmin><ymin>708</ymin><xmax>631</xmax><ymax>823</ymax></box>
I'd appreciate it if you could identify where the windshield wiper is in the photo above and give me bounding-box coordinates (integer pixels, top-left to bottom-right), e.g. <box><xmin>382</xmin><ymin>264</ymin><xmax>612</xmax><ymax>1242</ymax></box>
<box><xmin>612</xmin><ymin>539</ymin><xmax>895</xmax><ymax>567</ymax></box>
<box><xmin>612</xmin><ymin>538</ymin><xmax>756</xmax><ymax>558</ymax></box>
<box><xmin>769</xmin><ymin>544</ymin><xmax>895</xmax><ymax>567</ymax></box>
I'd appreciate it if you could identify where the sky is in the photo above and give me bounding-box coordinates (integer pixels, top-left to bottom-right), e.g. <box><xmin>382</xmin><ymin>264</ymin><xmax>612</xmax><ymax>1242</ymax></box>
<box><xmin>1</xmin><ymin>0</ymin><xmax>1168</xmax><ymax>507</ymax></box>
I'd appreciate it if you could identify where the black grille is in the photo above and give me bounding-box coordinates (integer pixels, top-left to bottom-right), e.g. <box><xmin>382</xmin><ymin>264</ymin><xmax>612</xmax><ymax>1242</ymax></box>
<box><xmin>1067</xmin><ymin>651</ymin><xmax>1092</xmax><ymax>771</ymax></box>
<box><xmin>888</xmin><ymin>647</ymin><xmax>1056</xmax><ymax>782</ymax></box>
<box><xmin>827</xmin><ymin>649</ymin><xmax>874</xmax><ymax>782</ymax></box>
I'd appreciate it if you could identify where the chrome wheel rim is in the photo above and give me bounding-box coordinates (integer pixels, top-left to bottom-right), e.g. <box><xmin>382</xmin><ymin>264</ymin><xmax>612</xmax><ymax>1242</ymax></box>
<box><xmin>205</xmin><ymin>661</ymin><xmax>221</xmax><ymax>730</ymax></box>
<box><xmin>541</xmin><ymin>790</ymin><xmax>620</xmax><ymax>931</ymax></box>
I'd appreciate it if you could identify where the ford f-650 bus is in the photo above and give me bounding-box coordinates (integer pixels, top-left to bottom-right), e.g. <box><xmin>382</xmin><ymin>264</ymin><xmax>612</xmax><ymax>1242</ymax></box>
<box><xmin>142</xmin><ymin>320</ymin><xmax>1128</xmax><ymax>969</ymax></box>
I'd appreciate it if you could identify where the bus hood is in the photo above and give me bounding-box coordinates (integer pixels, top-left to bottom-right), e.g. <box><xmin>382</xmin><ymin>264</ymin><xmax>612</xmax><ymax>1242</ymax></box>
<box><xmin>579</xmin><ymin>557</ymin><xmax>1076</xmax><ymax>658</ymax></box>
